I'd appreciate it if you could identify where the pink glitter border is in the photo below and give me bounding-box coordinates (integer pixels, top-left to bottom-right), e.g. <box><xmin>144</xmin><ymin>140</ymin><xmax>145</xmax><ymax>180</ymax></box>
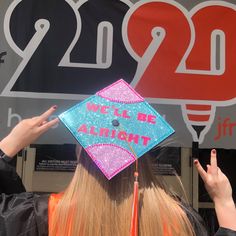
<box><xmin>96</xmin><ymin>79</ymin><xmax>144</xmax><ymax>104</ymax></box>
<box><xmin>86</xmin><ymin>143</ymin><xmax>137</xmax><ymax>179</ymax></box>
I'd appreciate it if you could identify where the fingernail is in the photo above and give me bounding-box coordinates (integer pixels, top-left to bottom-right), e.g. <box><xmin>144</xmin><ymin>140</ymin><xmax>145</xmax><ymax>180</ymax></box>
<box><xmin>193</xmin><ymin>159</ymin><xmax>198</xmax><ymax>164</ymax></box>
<box><xmin>212</xmin><ymin>149</ymin><xmax>216</xmax><ymax>154</ymax></box>
<box><xmin>52</xmin><ymin>105</ymin><xmax>57</xmax><ymax>110</ymax></box>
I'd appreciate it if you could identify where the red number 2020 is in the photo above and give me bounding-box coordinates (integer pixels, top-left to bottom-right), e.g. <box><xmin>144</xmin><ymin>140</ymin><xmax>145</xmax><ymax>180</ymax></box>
<box><xmin>124</xmin><ymin>1</ymin><xmax>236</xmax><ymax>103</ymax></box>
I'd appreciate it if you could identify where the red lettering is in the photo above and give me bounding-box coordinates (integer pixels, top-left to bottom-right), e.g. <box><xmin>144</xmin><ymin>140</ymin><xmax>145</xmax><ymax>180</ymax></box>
<box><xmin>118</xmin><ymin>131</ymin><xmax>127</xmax><ymax>140</ymax></box>
<box><xmin>114</xmin><ymin>108</ymin><xmax>122</xmax><ymax>117</ymax></box>
<box><xmin>147</xmin><ymin>115</ymin><xmax>156</xmax><ymax>124</ymax></box>
<box><xmin>99</xmin><ymin>128</ymin><xmax>109</xmax><ymax>137</ymax></box>
<box><xmin>122</xmin><ymin>110</ymin><xmax>131</xmax><ymax>118</ymax></box>
<box><xmin>100</xmin><ymin>105</ymin><xmax>109</xmax><ymax>114</ymax></box>
<box><xmin>113</xmin><ymin>107</ymin><xmax>131</xmax><ymax>119</ymax></box>
<box><xmin>111</xmin><ymin>129</ymin><xmax>116</xmax><ymax>138</ymax></box>
<box><xmin>229</xmin><ymin>123</ymin><xmax>236</xmax><ymax>136</ymax></box>
<box><xmin>128</xmin><ymin>134</ymin><xmax>139</xmax><ymax>144</ymax></box>
<box><xmin>141</xmin><ymin>136</ymin><xmax>151</xmax><ymax>146</ymax></box>
<box><xmin>137</xmin><ymin>113</ymin><xmax>156</xmax><ymax>124</ymax></box>
<box><xmin>90</xmin><ymin>126</ymin><xmax>98</xmax><ymax>135</ymax></box>
<box><xmin>86</xmin><ymin>103</ymin><xmax>100</xmax><ymax>112</ymax></box>
<box><xmin>78</xmin><ymin>124</ymin><xmax>87</xmax><ymax>133</ymax></box>
<box><xmin>79</xmin><ymin>125</ymin><xmax>151</xmax><ymax>147</ymax></box>
<box><xmin>137</xmin><ymin>113</ymin><xmax>146</xmax><ymax>122</ymax></box>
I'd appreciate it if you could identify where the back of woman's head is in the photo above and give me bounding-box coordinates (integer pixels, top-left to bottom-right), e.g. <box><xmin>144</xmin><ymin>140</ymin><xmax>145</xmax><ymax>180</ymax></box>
<box><xmin>49</xmin><ymin>149</ymin><xmax>204</xmax><ymax>236</ymax></box>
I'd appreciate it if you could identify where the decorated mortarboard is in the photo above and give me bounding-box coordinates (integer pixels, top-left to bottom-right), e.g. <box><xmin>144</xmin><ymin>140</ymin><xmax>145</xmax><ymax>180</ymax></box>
<box><xmin>59</xmin><ymin>79</ymin><xmax>174</xmax><ymax>179</ymax></box>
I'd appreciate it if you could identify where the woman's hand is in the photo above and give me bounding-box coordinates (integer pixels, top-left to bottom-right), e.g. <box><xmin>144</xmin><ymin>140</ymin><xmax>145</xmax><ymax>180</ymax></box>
<box><xmin>194</xmin><ymin>149</ymin><xmax>232</xmax><ymax>204</ymax></box>
<box><xmin>194</xmin><ymin>149</ymin><xmax>236</xmax><ymax>230</ymax></box>
<box><xmin>0</xmin><ymin>106</ymin><xmax>59</xmax><ymax>158</ymax></box>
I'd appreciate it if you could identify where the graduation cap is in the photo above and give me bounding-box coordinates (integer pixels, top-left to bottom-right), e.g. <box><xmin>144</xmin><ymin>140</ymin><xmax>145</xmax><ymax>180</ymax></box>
<box><xmin>59</xmin><ymin>79</ymin><xmax>174</xmax><ymax>180</ymax></box>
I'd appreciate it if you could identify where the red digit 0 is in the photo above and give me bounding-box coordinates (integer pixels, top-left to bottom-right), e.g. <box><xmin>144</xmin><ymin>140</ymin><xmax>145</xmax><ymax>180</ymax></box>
<box><xmin>125</xmin><ymin>1</ymin><xmax>236</xmax><ymax>102</ymax></box>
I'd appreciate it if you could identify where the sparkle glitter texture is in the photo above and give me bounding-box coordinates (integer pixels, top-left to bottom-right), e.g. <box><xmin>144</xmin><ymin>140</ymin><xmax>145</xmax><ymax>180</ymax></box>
<box><xmin>59</xmin><ymin>79</ymin><xmax>174</xmax><ymax>179</ymax></box>
<box><xmin>97</xmin><ymin>79</ymin><xmax>144</xmax><ymax>103</ymax></box>
<box><xmin>86</xmin><ymin>144</ymin><xmax>136</xmax><ymax>179</ymax></box>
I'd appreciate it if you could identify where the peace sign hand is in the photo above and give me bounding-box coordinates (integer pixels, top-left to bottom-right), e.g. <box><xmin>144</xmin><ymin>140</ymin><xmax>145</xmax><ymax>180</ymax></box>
<box><xmin>194</xmin><ymin>149</ymin><xmax>236</xmax><ymax>231</ymax></box>
<box><xmin>194</xmin><ymin>149</ymin><xmax>232</xmax><ymax>204</ymax></box>
<box><xmin>0</xmin><ymin>106</ymin><xmax>59</xmax><ymax>158</ymax></box>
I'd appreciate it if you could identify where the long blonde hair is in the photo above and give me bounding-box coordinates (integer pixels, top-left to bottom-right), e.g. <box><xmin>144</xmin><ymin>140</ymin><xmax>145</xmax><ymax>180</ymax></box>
<box><xmin>49</xmin><ymin>151</ymin><xmax>196</xmax><ymax>236</ymax></box>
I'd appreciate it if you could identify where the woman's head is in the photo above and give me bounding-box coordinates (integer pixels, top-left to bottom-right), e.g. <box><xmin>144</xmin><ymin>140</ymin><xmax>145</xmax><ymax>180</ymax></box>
<box><xmin>49</xmin><ymin>148</ymin><xmax>197</xmax><ymax>236</ymax></box>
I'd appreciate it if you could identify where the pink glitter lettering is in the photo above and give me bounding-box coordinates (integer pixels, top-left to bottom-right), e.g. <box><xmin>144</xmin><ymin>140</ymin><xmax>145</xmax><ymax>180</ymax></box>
<box><xmin>78</xmin><ymin>124</ymin><xmax>88</xmax><ymax>133</ymax></box>
<box><xmin>100</xmin><ymin>105</ymin><xmax>109</xmax><ymax>114</ymax></box>
<box><xmin>86</xmin><ymin>103</ymin><xmax>100</xmax><ymax>112</ymax></box>
<box><xmin>90</xmin><ymin>126</ymin><xmax>98</xmax><ymax>135</ymax></box>
<box><xmin>141</xmin><ymin>136</ymin><xmax>151</xmax><ymax>146</ymax></box>
<box><xmin>147</xmin><ymin>115</ymin><xmax>156</xmax><ymax>124</ymax></box>
<box><xmin>137</xmin><ymin>112</ymin><xmax>146</xmax><ymax>122</ymax></box>
<box><xmin>128</xmin><ymin>134</ymin><xmax>139</xmax><ymax>144</ymax></box>
<box><xmin>99</xmin><ymin>128</ymin><xmax>109</xmax><ymax>137</ymax></box>
<box><xmin>118</xmin><ymin>131</ymin><xmax>127</xmax><ymax>140</ymax></box>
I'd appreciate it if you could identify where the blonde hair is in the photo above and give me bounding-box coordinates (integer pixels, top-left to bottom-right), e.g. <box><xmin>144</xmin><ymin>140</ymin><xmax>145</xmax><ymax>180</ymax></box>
<box><xmin>49</xmin><ymin>152</ymin><xmax>196</xmax><ymax>236</ymax></box>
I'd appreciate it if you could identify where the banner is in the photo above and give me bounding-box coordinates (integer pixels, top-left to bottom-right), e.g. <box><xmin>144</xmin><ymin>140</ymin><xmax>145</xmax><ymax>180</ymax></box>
<box><xmin>0</xmin><ymin>0</ymin><xmax>236</xmax><ymax>148</ymax></box>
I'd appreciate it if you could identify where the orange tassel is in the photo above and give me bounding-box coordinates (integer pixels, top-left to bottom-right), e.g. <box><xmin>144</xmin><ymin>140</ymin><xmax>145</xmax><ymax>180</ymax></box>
<box><xmin>130</xmin><ymin>171</ymin><xmax>139</xmax><ymax>236</ymax></box>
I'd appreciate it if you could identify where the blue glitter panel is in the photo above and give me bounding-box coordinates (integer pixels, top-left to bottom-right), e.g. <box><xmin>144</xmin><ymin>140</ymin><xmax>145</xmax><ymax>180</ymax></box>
<box><xmin>59</xmin><ymin>79</ymin><xmax>174</xmax><ymax>179</ymax></box>
<box><xmin>59</xmin><ymin>95</ymin><xmax>174</xmax><ymax>157</ymax></box>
